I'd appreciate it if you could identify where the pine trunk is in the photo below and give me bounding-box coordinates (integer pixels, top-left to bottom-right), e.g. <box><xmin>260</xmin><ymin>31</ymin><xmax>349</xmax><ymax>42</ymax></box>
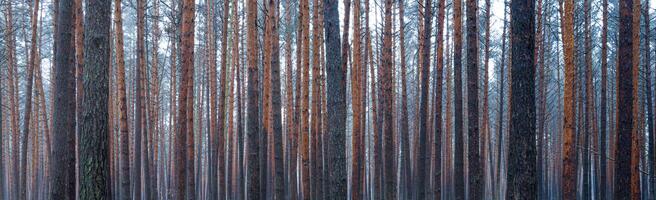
<box><xmin>323</xmin><ymin>0</ymin><xmax>347</xmax><ymax>195</ymax></box>
<box><xmin>453</xmin><ymin>0</ymin><xmax>464</xmax><ymax>197</ymax></box>
<box><xmin>21</xmin><ymin>0</ymin><xmax>40</xmax><ymax>198</ymax></box>
<box><xmin>615</xmin><ymin>0</ymin><xmax>639</xmax><ymax>198</ymax></box>
<box><xmin>508</xmin><ymin>0</ymin><xmax>536</xmax><ymax>198</ymax></box>
<box><xmin>51</xmin><ymin>0</ymin><xmax>77</xmax><ymax>197</ymax></box>
<box><xmin>79</xmin><ymin>0</ymin><xmax>111</xmax><ymax>197</ymax></box>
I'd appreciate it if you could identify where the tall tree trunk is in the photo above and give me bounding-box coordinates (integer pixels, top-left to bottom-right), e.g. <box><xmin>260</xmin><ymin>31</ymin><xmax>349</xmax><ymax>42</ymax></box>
<box><xmin>21</xmin><ymin>0</ymin><xmax>40</xmax><ymax>198</ymax></box>
<box><xmin>351</xmin><ymin>0</ymin><xmax>364</xmax><ymax>198</ymax></box>
<box><xmin>79</xmin><ymin>0</ymin><xmax>111</xmax><ymax>197</ymax></box>
<box><xmin>284</xmin><ymin>0</ymin><xmax>297</xmax><ymax>198</ymax></box>
<box><xmin>323</xmin><ymin>0</ymin><xmax>347</xmax><ymax>195</ymax></box>
<box><xmin>381</xmin><ymin>0</ymin><xmax>396</xmax><ymax>198</ymax></box>
<box><xmin>433</xmin><ymin>0</ymin><xmax>445</xmax><ymax>197</ymax></box>
<box><xmin>453</xmin><ymin>0</ymin><xmax>464</xmax><ymax>197</ymax></box>
<box><xmin>559</xmin><ymin>0</ymin><xmax>577</xmax><ymax>197</ymax></box>
<box><xmin>465</xmin><ymin>0</ymin><xmax>481</xmax><ymax>197</ymax></box>
<box><xmin>51</xmin><ymin>0</ymin><xmax>76</xmax><ymax>197</ymax></box>
<box><xmin>416</xmin><ymin>0</ymin><xmax>432</xmax><ymax>197</ymax></box>
<box><xmin>600</xmin><ymin>0</ymin><xmax>609</xmax><ymax>197</ymax></box>
<box><xmin>310</xmin><ymin>0</ymin><xmax>324</xmax><ymax>198</ymax></box>
<box><xmin>397</xmin><ymin>0</ymin><xmax>411</xmax><ymax>198</ymax></box>
<box><xmin>149</xmin><ymin>1</ymin><xmax>162</xmax><ymax>198</ymax></box>
<box><xmin>508</xmin><ymin>0</ymin><xmax>536</xmax><ymax>198</ymax></box>
<box><xmin>246</xmin><ymin>0</ymin><xmax>261</xmax><ymax>196</ymax></box>
<box><xmin>134</xmin><ymin>0</ymin><xmax>146</xmax><ymax>197</ymax></box>
<box><xmin>299</xmin><ymin>0</ymin><xmax>311</xmax><ymax>196</ymax></box>
<box><xmin>482</xmin><ymin>0</ymin><xmax>492</xmax><ymax>196</ymax></box>
<box><xmin>495</xmin><ymin>5</ymin><xmax>507</xmax><ymax>199</ymax></box>
<box><xmin>173</xmin><ymin>0</ymin><xmax>195</xmax><ymax>198</ymax></box>
<box><xmin>643</xmin><ymin>0</ymin><xmax>655</xmax><ymax>198</ymax></box>
<box><xmin>615</xmin><ymin>0</ymin><xmax>640</xmax><ymax>198</ymax></box>
<box><xmin>271</xmin><ymin>0</ymin><xmax>284</xmax><ymax>198</ymax></box>
<box><xmin>2</xmin><ymin>1</ymin><xmax>19</xmax><ymax>197</ymax></box>
<box><xmin>207</xmin><ymin>0</ymin><xmax>221</xmax><ymax>198</ymax></box>
<box><xmin>113</xmin><ymin>0</ymin><xmax>131</xmax><ymax>198</ymax></box>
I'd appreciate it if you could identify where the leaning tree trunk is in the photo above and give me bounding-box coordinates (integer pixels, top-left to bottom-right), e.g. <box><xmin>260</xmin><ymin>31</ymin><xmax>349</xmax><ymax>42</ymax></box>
<box><xmin>21</xmin><ymin>0</ymin><xmax>40</xmax><ymax>198</ymax></box>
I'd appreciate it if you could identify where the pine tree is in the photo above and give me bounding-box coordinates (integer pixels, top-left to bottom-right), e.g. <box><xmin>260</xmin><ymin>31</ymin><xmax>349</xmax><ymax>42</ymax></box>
<box><xmin>560</xmin><ymin>0</ymin><xmax>577</xmax><ymax>197</ymax></box>
<box><xmin>20</xmin><ymin>0</ymin><xmax>40</xmax><ymax>198</ymax></box>
<box><xmin>351</xmin><ymin>0</ymin><xmax>364</xmax><ymax>198</ymax></box>
<box><xmin>323</xmin><ymin>0</ymin><xmax>347</xmax><ymax>195</ymax></box>
<box><xmin>453</xmin><ymin>0</ymin><xmax>464</xmax><ymax>197</ymax></box>
<box><xmin>78</xmin><ymin>0</ymin><xmax>111</xmax><ymax>197</ymax></box>
<box><xmin>508</xmin><ymin>0</ymin><xmax>536</xmax><ymax>197</ymax></box>
<box><xmin>51</xmin><ymin>0</ymin><xmax>77</xmax><ymax>198</ymax></box>
<box><xmin>113</xmin><ymin>0</ymin><xmax>131</xmax><ymax>198</ymax></box>
<box><xmin>600</xmin><ymin>0</ymin><xmax>609</xmax><ymax>197</ymax></box>
<box><xmin>246</xmin><ymin>0</ymin><xmax>261</xmax><ymax>196</ymax></box>
<box><xmin>173</xmin><ymin>0</ymin><xmax>196</xmax><ymax>198</ymax></box>
<box><xmin>615</xmin><ymin>0</ymin><xmax>640</xmax><ymax>198</ymax></box>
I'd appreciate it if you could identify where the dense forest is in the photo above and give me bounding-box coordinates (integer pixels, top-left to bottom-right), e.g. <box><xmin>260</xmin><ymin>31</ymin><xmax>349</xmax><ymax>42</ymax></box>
<box><xmin>0</xmin><ymin>0</ymin><xmax>652</xmax><ymax>199</ymax></box>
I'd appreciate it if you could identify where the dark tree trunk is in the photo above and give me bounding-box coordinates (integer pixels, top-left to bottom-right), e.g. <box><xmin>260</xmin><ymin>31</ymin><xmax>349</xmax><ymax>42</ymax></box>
<box><xmin>453</xmin><ymin>0</ymin><xmax>464</xmax><ymax>197</ymax></box>
<box><xmin>79</xmin><ymin>0</ymin><xmax>111</xmax><ymax>198</ymax></box>
<box><xmin>134</xmin><ymin>0</ymin><xmax>146</xmax><ymax>198</ymax></box>
<box><xmin>381</xmin><ymin>0</ymin><xmax>396</xmax><ymax>198</ymax></box>
<box><xmin>615</xmin><ymin>0</ymin><xmax>640</xmax><ymax>198</ymax></box>
<box><xmin>433</xmin><ymin>0</ymin><xmax>445</xmax><ymax>197</ymax></box>
<box><xmin>246</xmin><ymin>0</ymin><xmax>261</xmax><ymax>196</ymax></box>
<box><xmin>397</xmin><ymin>0</ymin><xmax>411</xmax><ymax>198</ymax></box>
<box><xmin>508</xmin><ymin>0</ymin><xmax>536</xmax><ymax>198</ymax></box>
<box><xmin>600</xmin><ymin>0</ymin><xmax>609</xmax><ymax>197</ymax></box>
<box><xmin>465</xmin><ymin>0</ymin><xmax>481</xmax><ymax>197</ymax></box>
<box><xmin>417</xmin><ymin>0</ymin><xmax>432</xmax><ymax>197</ymax></box>
<box><xmin>323</xmin><ymin>0</ymin><xmax>347</xmax><ymax>196</ymax></box>
<box><xmin>51</xmin><ymin>0</ymin><xmax>77</xmax><ymax>198</ymax></box>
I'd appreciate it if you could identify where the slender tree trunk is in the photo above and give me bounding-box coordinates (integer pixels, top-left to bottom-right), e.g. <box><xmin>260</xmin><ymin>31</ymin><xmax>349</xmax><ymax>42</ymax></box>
<box><xmin>173</xmin><ymin>0</ymin><xmax>195</xmax><ymax>198</ymax></box>
<box><xmin>310</xmin><ymin>0</ymin><xmax>324</xmax><ymax>198</ymax></box>
<box><xmin>21</xmin><ymin>0</ymin><xmax>40</xmax><ymax>198</ymax></box>
<box><xmin>351</xmin><ymin>0</ymin><xmax>364</xmax><ymax>198</ymax></box>
<box><xmin>397</xmin><ymin>0</ymin><xmax>411</xmax><ymax>198</ymax></box>
<box><xmin>134</xmin><ymin>0</ymin><xmax>146</xmax><ymax>198</ymax></box>
<box><xmin>79</xmin><ymin>0</ymin><xmax>111</xmax><ymax>197</ymax></box>
<box><xmin>600</xmin><ymin>0</ymin><xmax>609</xmax><ymax>197</ymax></box>
<box><xmin>559</xmin><ymin>0</ymin><xmax>577</xmax><ymax>198</ymax></box>
<box><xmin>433</xmin><ymin>0</ymin><xmax>445</xmax><ymax>197</ymax></box>
<box><xmin>483</xmin><ymin>0</ymin><xmax>492</xmax><ymax>196</ymax></box>
<box><xmin>380</xmin><ymin>0</ymin><xmax>396</xmax><ymax>198</ymax></box>
<box><xmin>207</xmin><ymin>0</ymin><xmax>221</xmax><ymax>198</ymax></box>
<box><xmin>113</xmin><ymin>0</ymin><xmax>131</xmax><ymax>198</ymax></box>
<box><xmin>271</xmin><ymin>0</ymin><xmax>284</xmax><ymax>198</ymax></box>
<box><xmin>283</xmin><ymin>0</ymin><xmax>297</xmax><ymax>197</ymax></box>
<box><xmin>51</xmin><ymin>0</ymin><xmax>76</xmax><ymax>197</ymax></box>
<box><xmin>642</xmin><ymin>1</ymin><xmax>655</xmax><ymax>198</ymax></box>
<box><xmin>453</xmin><ymin>0</ymin><xmax>464</xmax><ymax>197</ymax></box>
<box><xmin>3</xmin><ymin>2</ymin><xmax>20</xmax><ymax>197</ymax></box>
